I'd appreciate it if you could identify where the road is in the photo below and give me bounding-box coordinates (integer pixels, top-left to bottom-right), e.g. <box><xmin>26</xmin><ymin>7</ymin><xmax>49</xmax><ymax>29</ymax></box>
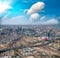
<box><xmin>0</xmin><ymin>42</ymin><xmax>60</xmax><ymax>57</ymax></box>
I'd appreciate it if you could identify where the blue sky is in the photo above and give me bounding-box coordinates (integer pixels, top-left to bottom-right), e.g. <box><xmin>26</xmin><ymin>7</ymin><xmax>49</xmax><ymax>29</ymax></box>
<box><xmin>0</xmin><ymin>0</ymin><xmax>60</xmax><ymax>25</ymax></box>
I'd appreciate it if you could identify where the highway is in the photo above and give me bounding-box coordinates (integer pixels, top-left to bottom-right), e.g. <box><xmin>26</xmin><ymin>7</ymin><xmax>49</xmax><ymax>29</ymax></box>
<box><xmin>0</xmin><ymin>42</ymin><xmax>60</xmax><ymax>57</ymax></box>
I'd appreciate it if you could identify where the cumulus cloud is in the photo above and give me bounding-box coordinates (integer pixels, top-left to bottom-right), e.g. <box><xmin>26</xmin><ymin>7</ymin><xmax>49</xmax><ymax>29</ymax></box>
<box><xmin>26</xmin><ymin>2</ymin><xmax>45</xmax><ymax>22</ymax></box>
<box><xmin>43</xmin><ymin>19</ymin><xmax>58</xmax><ymax>25</ymax></box>
<box><xmin>27</xmin><ymin>2</ymin><xmax>45</xmax><ymax>15</ymax></box>
<box><xmin>24</xmin><ymin>9</ymin><xmax>28</xmax><ymax>14</ymax></box>
<box><xmin>29</xmin><ymin>13</ymin><xmax>40</xmax><ymax>22</ymax></box>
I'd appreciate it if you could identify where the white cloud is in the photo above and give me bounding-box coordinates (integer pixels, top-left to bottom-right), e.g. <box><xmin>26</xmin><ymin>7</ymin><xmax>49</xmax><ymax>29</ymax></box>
<box><xmin>24</xmin><ymin>9</ymin><xmax>28</xmax><ymax>14</ymax></box>
<box><xmin>2</xmin><ymin>16</ymin><xmax>28</xmax><ymax>25</ymax></box>
<box><xmin>29</xmin><ymin>13</ymin><xmax>40</xmax><ymax>22</ymax></box>
<box><xmin>0</xmin><ymin>1</ymin><xmax>12</xmax><ymax>14</ymax></box>
<box><xmin>43</xmin><ymin>19</ymin><xmax>58</xmax><ymax>25</ymax></box>
<box><xmin>27</xmin><ymin>2</ymin><xmax>45</xmax><ymax>15</ymax></box>
<box><xmin>58</xmin><ymin>16</ymin><xmax>60</xmax><ymax>19</ymax></box>
<box><xmin>26</xmin><ymin>2</ymin><xmax>45</xmax><ymax>22</ymax></box>
<box><xmin>40</xmin><ymin>16</ymin><xmax>46</xmax><ymax>21</ymax></box>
